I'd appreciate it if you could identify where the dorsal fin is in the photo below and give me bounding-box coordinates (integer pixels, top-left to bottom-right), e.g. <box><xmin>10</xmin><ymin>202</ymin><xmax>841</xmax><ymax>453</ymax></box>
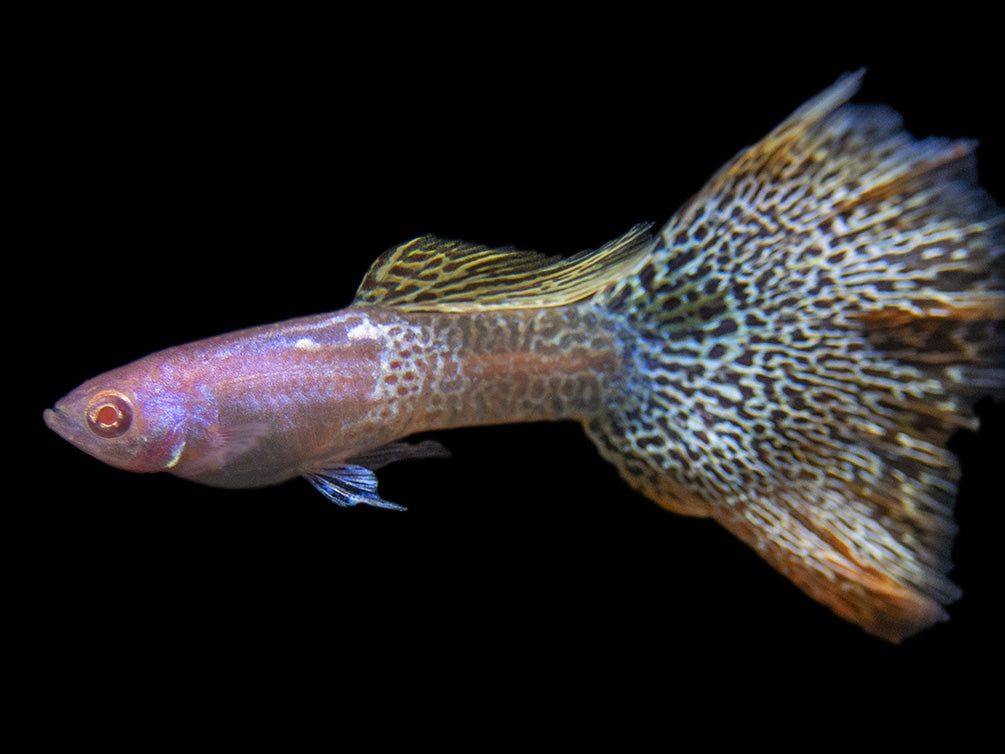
<box><xmin>352</xmin><ymin>224</ymin><xmax>655</xmax><ymax>312</ymax></box>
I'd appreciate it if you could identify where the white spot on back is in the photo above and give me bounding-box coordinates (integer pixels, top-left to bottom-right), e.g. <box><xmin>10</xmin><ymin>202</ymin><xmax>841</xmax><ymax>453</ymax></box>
<box><xmin>347</xmin><ymin>320</ymin><xmax>383</xmax><ymax>341</ymax></box>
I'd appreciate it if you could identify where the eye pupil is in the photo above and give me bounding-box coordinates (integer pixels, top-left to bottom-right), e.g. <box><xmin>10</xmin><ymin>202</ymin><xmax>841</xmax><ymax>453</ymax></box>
<box><xmin>96</xmin><ymin>404</ymin><xmax>120</xmax><ymax>426</ymax></box>
<box><xmin>86</xmin><ymin>392</ymin><xmax>133</xmax><ymax>438</ymax></box>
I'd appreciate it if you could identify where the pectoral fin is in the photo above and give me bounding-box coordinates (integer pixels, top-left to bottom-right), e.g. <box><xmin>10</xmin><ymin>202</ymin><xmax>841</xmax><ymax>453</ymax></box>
<box><xmin>178</xmin><ymin>421</ymin><xmax>272</xmax><ymax>476</ymax></box>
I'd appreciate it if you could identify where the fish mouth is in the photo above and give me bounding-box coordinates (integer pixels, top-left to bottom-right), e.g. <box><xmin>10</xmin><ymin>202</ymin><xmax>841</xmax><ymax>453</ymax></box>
<box><xmin>43</xmin><ymin>406</ymin><xmax>62</xmax><ymax>431</ymax></box>
<box><xmin>43</xmin><ymin>405</ymin><xmax>75</xmax><ymax>444</ymax></box>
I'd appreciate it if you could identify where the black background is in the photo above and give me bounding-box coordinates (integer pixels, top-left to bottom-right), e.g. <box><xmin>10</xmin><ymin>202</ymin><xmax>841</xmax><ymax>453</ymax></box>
<box><xmin>21</xmin><ymin>12</ymin><xmax>1003</xmax><ymax>737</ymax></box>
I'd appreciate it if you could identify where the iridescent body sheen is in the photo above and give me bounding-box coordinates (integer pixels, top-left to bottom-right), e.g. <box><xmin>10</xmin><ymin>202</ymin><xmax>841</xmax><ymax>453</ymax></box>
<box><xmin>45</xmin><ymin>73</ymin><xmax>1003</xmax><ymax>641</ymax></box>
<box><xmin>46</xmin><ymin>305</ymin><xmax>618</xmax><ymax>490</ymax></box>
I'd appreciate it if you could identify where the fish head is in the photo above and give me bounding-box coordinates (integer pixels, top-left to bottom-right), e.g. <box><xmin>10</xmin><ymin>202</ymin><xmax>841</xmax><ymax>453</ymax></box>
<box><xmin>44</xmin><ymin>359</ymin><xmax>191</xmax><ymax>474</ymax></box>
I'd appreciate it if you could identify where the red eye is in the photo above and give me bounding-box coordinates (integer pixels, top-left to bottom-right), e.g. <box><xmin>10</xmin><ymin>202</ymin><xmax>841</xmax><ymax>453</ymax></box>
<box><xmin>86</xmin><ymin>392</ymin><xmax>133</xmax><ymax>438</ymax></box>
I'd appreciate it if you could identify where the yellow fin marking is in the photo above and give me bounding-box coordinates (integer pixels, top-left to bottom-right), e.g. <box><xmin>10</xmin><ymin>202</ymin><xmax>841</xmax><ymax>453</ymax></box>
<box><xmin>353</xmin><ymin>224</ymin><xmax>654</xmax><ymax>312</ymax></box>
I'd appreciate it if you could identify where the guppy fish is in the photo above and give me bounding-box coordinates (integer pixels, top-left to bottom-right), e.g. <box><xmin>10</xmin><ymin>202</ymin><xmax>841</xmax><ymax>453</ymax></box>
<box><xmin>45</xmin><ymin>72</ymin><xmax>1003</xmax><ymax>642</ymax></box>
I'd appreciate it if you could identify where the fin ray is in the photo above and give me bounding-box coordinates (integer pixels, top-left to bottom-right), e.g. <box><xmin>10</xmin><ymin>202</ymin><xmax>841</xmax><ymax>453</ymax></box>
<box><xmin>304</xmin><ymin>440</ymin><xmax>450</xmax><ymax>510</ymax></box>
<box><xmin>353</xmin><ymin>224</ymin><xmax>654</xmax><ymax>311</ymax></box>
<box><xmin>346</xmin><ymin>439</ymin><xmax>451</xmax><ymax>470</ymax></box>
<box><xmin>589</xmin><ymin>72</ymin><xmax>1003</xmax><ymax>640</ymax></box>
<box><xmin>305</xmin><ymin>465</ymin><xmax>406</xmax><ymax>511</ymax></box>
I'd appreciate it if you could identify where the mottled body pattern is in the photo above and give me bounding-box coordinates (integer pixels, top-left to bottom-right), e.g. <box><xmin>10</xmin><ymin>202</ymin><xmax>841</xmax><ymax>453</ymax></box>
<box><xmin>361</xmin><ymin>306</ymin><xmax>618</xmax><ymax>432</ymax></box>
<box><xmin>45</xmin><ymin>73</ymin><xmax>1002</xmax><ymax>641</ymax></box>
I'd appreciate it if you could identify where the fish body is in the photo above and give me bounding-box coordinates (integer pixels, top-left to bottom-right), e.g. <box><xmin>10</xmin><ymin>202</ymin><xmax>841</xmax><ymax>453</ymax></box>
<box><xmin>45</xmin><ymin>72</ymin><xmax>1003</xmax><ymax>641</ymax></box>
<box><xmin>46</xmin><ymin>303</ymin><xmax>621</xmax><ymax>491</ymax></box>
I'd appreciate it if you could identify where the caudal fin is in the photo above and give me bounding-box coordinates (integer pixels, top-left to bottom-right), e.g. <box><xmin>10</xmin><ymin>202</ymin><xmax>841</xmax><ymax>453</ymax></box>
<box><xmin>588</xmin><ymin>71</ymin><xmax>1003</xmax><ymax>641</ymax></box>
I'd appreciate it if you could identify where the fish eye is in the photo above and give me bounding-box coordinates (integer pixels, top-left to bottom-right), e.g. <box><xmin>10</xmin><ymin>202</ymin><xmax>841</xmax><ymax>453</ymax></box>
<box><xmin>86</xmin><ymin>391</ymin><xmax>133</xmax><ymax>438</ymax></box>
